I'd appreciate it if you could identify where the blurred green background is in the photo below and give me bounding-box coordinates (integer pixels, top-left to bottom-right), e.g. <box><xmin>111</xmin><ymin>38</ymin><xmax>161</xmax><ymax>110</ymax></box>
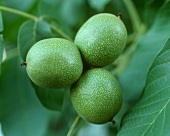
<box><xmin>0</xmin><ymin>0</ymin><xmax>170</xmax><ymax>136</ymax></box>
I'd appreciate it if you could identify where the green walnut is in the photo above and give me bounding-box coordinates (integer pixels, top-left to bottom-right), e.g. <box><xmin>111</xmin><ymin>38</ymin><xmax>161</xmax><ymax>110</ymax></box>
<box><xmin>70</xmin><ymin>68</ymin><xmax>122</xmax><ymax>124</ymax></box>
<box><xmin>26</xmin><ymin>38</ymin><xmax>83</xmax><ymax>88</ymax></box>
<box><xmin>74</xmin><ymin>13</ymin><xmax>127</xmax><ymax>67</ymax></box>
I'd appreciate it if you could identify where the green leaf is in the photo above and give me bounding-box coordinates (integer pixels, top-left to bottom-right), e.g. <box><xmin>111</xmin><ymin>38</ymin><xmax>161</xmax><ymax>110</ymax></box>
<box><xmin>117</xmin><ymin>38</ymin><xmax>170</xmax><ymax>136</ymax></box>
<box><xmin>39</xmin><ymin>0</ymin><xmax>85</xmax><ymax>27</ymax></box>
<box><xmin>39</xmin><ymin>0</ymin><xmax>86</xmax><ymax>37</ymax></box>
<box><xmin>88</xmin><ymin>0</ymin><xmax>110</xmax><ymax>11</ymax></box>
<box><xmin>18</xmin><ymin>20</ymin><xmax>52</xmax><ymax>61</ymax></box>
<box><xmin>119</xmin><ymin>1</ymin><xmax>170</xmax><ymax>103</ymax></box>
<box><xmin>143</xmin><ymin>0</ymin><xmax>166</xmax><ymax>27</ymax></box>
<box><xmin>2</xmin><ymin>0</ymin><xmax>36</xmax><ymax>22</ymax></box>
<box><xmin>2</xmin><ymin>0</ymin><xmax>37</xmax><ymax>42</ymax></box>
<box><xmin>18</xmin><ymin>19</ymin><xmax>66</xmax><ymax>111</ymax></box>
<box><xmin>0</xmin><ymin>10</ymin><xmax>3</xmax><ymax>32</ymax></box>
<box><xmin>32</xmin><ymin>82</ymin><xmax>66</xmax><ymax>111</ymax></box>
<box><xmin>0</xmin><ymin>53</ymin><xmax>52</xmax><ymax>136</ymax></box>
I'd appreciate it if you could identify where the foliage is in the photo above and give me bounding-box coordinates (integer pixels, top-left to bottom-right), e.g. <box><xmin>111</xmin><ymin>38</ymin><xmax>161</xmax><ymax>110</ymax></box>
<box><xmin>118</xmin><ymin>38</ymin><xmax>170</xmax><ymax>136</ymax></box>
<box><xmin>119</xmin><ymin>1</ymin><xmax>170</xmax><ymax>103</ymax></box>
<box><xmin>0</xmin><ymin>0</ymin><xmax>170</xmax><ymax>136</ymax></box>
<box><xmin>18</xmin><ymin>20</ymin><xmax>52</xmax><ymax>61</ymax></box>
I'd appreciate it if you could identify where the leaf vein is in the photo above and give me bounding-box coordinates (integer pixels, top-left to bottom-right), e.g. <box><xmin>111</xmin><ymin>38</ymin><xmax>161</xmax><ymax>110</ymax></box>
<box><xmin>141</xmin><ymin>99</ymin><xmax>170</xmax><ymax>136</ymax></box>
<box><xmin>119</xmin><ymin>123</ymin><xmax>151</xmax><ymax>134</ymax></box>
<box><xmin>141</xmin><ymin>86</ymin><xmax>170</xmax><ymax>102</ymax></box>
<box><xmin>130</xmin><ymin>97</ymin><xmax>170</xmax><ymax>111</ymax></box>
<box><xmin>123</xmin><ymin>110</ymin><xmax>159</xmax><ymax>122</ymax></box>
<box><xmin>145</xmin><ymin>73</ymin><xmax>170</xmax><ymax>91</ymax></box>
<box><xmin>33</xmin><ymin>21</ymin><xmax>38</xmax><ymax>44</ymax></box>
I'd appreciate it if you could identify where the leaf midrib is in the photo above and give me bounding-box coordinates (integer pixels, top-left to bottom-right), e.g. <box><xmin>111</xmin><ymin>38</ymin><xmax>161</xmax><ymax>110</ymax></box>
<box><xmin>122</xmin><ymin>97</ymin><xmax>169</xmax><ymax>122</ymax></box>
<box><xmin>141</xmin><ymin>99</ymin><xmax>169</xmax><ymax>136</ymax></box>
<box><xmin>33</xmin><ymin>20</ymin><xmax>38</xmax><ymax>43</ymax></box>
<box><xmin>119</xmin><ymin>99</ymin><xmax>169</xmax><ymax>135</ymax></box>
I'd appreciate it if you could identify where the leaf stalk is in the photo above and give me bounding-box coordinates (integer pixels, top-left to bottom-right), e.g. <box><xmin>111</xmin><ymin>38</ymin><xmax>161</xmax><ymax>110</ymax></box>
<box><xmin>0</xmin><ymin>5</ymin><xmax>73</xmax><ymax>41</ymax></box>
<box><xmin>67</xmin><ymin>115</ymin><xmax>80</xmax><ymax>136</ymax></box>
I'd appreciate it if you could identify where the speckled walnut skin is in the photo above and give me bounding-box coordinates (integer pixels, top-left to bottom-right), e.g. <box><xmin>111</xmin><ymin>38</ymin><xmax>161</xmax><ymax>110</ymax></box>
<box><xmin>26</xmin><ymin>38</ymin><xmax>83</xmax><ymax>88</ymax></box>
<box><xmin>71</xmin><ymin>68</ymin><xmax>122</xmax><ymax>124</ymax></box>
<box><xmin>74</xmin><ymin>13</ymin><xmax>127</xmax><ymax>67</ymax></box>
